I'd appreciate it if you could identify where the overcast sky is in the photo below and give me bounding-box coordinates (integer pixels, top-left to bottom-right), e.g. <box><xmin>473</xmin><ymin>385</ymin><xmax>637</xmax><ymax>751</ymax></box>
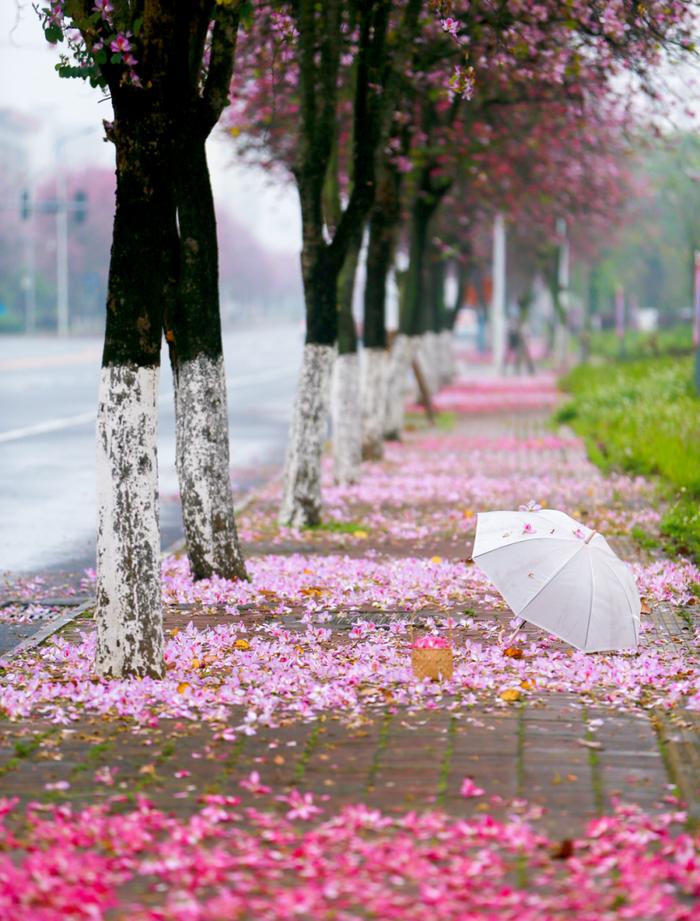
<box><xmin>0</xmin><ymin>1</ymin><xmax>301</xmax><ymax>253</ymax></box>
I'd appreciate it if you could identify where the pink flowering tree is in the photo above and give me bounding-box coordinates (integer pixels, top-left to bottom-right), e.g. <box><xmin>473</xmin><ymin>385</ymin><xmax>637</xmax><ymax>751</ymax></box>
<box><xmin>380</xmin><ymin>0</ymin><xmax>697</xmax><ymax>416</ymax></box>
<box><xmin>230</xmin><ymin>1</ymin><xmax>430</xmax><ymax>522</ymax></box>
<box><xmin>433</xmin><ymin>83</ymin><xmax>635</xmax><ymax>340</ymax></box>
<box><xmin>39</xmin><ymin>0</ymin><xmax>249</xmax><ymax>678</ymax></box>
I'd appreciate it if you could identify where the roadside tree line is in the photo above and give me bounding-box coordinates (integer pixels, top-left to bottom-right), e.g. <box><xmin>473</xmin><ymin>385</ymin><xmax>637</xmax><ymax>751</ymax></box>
<box><xmin>43</xmin><ymin>0</ymin><xmax>697</xmax><ymax>676</ymax></box>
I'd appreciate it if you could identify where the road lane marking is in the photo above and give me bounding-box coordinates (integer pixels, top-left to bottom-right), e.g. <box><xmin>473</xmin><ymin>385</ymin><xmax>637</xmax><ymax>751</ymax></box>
<box><xmin>0</xmin><ymin>411</ymin><xmax>96</xmax><ymax>444</ymax></box>
<box><xmin>0</xmin><ymin>366</ymin><xmax>299</xmax><ymax>444</ymax></box>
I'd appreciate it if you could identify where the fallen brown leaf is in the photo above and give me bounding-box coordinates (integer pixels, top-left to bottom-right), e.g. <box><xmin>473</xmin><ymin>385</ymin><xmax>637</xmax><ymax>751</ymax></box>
<box><xmin>550</xmin><ymin>839</ymin><xmax>574</xmax><ymax>860</ymax></box>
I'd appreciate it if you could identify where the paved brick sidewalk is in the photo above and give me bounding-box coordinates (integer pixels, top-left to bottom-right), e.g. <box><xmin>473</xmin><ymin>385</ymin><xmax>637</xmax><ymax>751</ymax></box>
<box><xmin>0</xmin><ymin>379</ymin><xmax>698</xmax><ymax>918</ymax></box>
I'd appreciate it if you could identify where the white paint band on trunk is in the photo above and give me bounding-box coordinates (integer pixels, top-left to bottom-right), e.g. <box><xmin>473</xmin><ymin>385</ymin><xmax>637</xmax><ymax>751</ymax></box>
<box><xmin>438</xmin><ymin>329</ymin><xmax>455</xmax><ymax>386</ymax></box>
<box><xmin>384</xmin><ymin>334</ymin><xmax>419</xmax><ymax>439</ymax></box>
<box><xmin>96</xmin><ymin>363</ymin><xmax>163</xmax><ymax>678</ymax></box>
<box><xmin>175</xmin><ymin>353</ymin><xmax>246</xmax><ymax>581</ymax></box>
<box><xmin>331</xmin><ymin>351</ymin><xmax>362</xmax><ymax>485</ymax></box>
<box><xmin>279</xmin><ymin>343</ymin><xmax>335</xmax><ymax>528</ymax></box>
<box><xmin>360</xmin><ymin>347</ymin><xmax>389</xmax><ymax>460</ymax></box>
<box><xmin>417</xmin><ymin>331</ymin><xmax>439</xmax><ymax>398</ymax></box>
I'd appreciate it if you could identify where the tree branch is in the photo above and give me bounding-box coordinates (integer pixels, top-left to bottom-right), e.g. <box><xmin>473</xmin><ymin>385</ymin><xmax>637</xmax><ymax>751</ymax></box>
<box><xmin>201</xmin><ymin>0</ymin><xmax>242</xmax><ymax>135</ymax></box>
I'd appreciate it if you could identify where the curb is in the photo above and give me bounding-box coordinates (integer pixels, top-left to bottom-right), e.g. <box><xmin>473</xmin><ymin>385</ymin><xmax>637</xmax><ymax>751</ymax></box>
<box><xmin>3</xmin><ymin>597</ymin><xmax>95</xmax><ymax>661</ymax></box>
<box><xmin>5</xmin><ymin>472</ymin><xmax>283</xmax><ymax>661</ymax></box>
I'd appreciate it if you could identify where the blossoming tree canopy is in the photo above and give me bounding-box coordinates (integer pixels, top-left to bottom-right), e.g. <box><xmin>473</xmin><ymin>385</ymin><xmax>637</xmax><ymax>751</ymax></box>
<box><xmin>38</xmin><ymin>0</ymin><xmax>253</xmax><ymax>678</ymax></box>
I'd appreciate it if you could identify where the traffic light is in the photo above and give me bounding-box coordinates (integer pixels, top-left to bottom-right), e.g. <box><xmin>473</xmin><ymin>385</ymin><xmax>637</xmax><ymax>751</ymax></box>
<box><xmin>73</xmin><ymin>189</ymin><xmax>87</xmax><ymax>224</ymax></box>
<box><xmin>20</xmin><ymin>189</ymin><xmax>30</xmax><ymax>221</ymax></box>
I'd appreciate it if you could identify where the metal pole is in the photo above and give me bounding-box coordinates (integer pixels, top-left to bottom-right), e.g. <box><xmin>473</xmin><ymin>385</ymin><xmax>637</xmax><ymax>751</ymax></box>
<box><xmin>693</xmin><ymin>250</ymin><xmax>700</xmax><ymax>393</ymax></box>
<box><xmin>555</xmin><ymin>217</ymin><xmax>569</xmax><ymax>368</ymax></box>
<box><xmin>24</xmin><ymin>218</ymin><xmax>37</xmax><ymax>334</ymax></box>
<box><xmin>615</xmin><ymin>285</ymin><xmax>625</xmax><ymax>358</ymax></box>
<box><xmin>53</xmin><ymin>127</ymin><xmax>92</xmax><ymax>337</ymax></box>
<box><xmin>492</xmin><ymin>211</ymin><xmax>506</xmax><ymax>373</ymax></box>
<box><xmin>56</xmin><ymin>164</ymin><xmax>69</xmax><ymax>336</ymax></box>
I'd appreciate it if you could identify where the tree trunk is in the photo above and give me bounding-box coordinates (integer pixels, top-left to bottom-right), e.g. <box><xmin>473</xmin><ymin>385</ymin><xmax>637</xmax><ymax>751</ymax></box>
<box><xmin>418</xmin><ymin>331</ymin><xmax>440</xmax><ymax>397</ymax></box>
<box><xmin>281</xmin><ymin>0</ymin><xmax>390</xmax><ymax>524</ymax></box>
<box><xmin>280</xmin><ymin>249</ymin><xmax>337</xmax><ymax>527</ymax></box>
<box><xmin>331</xmin><ymin>352</ymin><xmax>361</xmax><ymax>484</ymax></box>
<box><xmin>438</xmin><ymin>329</ymin><xmax>455</xmax><ymax>385</ymax></box>
<box><xmin>96</xmin><ymin>113</ymin><xmax>177</xmax><ymax>679</ymax></box>
<box><xmin>401</xmin><ymin>198</ymin><xmax>431</xmax><ymax>339</ymax></box>
<box><xmin>427</xmin><ymin>252</ymin><xmax>452</xmax><ymax>388</ymax></box>
<box><xmin>383</xmin><ymin>194</ymin><xmax>432</xmax><ymax>437</ymax></box>
<box><xmin>361</xmin><ymin>177</ymin><xmax>398</xmax><ymax>459</ymax></box>
<box><xmin>384</xmin><ymin>333</ymin><xmax>419</xmax><ymax>440</ymax></box>
<box><xmin>361</xmin><ymin>346</ymin><xmax>389</xmax><ymax>457</ymax></box>
<box><xmin>331</xmin><ymin>232</ymin><xmax>362</xmax><ymax>485</ymax></box>
<box><xmin>170</xmin><ymin>131</ymin><xmax>247</xmax><ymax>582</ymax></box>
<box><xmin>280</xmin><ymin>342</ymin><xmax>335</xmax><ymax>527</ymax></box>
<box><xmin>439</xmin><ymin>259</ymin><xmax>466</xmax><ymax>386</ymax></box>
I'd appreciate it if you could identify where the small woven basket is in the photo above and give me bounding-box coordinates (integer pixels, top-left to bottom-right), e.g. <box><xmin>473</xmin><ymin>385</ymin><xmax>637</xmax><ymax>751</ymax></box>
<box><xmin>409</xmin><ymin>620</ymin><xmax>454</xmax><ymax>681</ymax></box>
<box><xmin>411</xmin><ymin>646</ymin><xmax>453</xmax><ymax>681</ymax></box>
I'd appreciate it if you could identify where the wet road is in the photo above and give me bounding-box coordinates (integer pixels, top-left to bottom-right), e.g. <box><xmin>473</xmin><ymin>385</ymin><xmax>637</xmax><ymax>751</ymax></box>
<box><xmin>0</xmin><ymin>323</ymin><xmax>303</xmax><ymax>578</ymax></box>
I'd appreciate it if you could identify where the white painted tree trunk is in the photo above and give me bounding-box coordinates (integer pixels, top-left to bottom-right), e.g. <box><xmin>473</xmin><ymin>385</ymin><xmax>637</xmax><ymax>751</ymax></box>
<box><xmin>417</xmin><ymin>332</ymin><xmax>438</xmax><ymax>398</ymax></box>
<box><xmin>360</xmin><ymin>346</ymin><xmax>389</xmax><ymax>460</ymax></box>
<box><xmin>331</xmin><ymin>351</ymin><xmax>362</xmax><ymax>485</ymax></box>
<box><xmin>174</xmin><ymin>354</ymin><xmax>247</xmax><ymax>582</ymax></box>
<box><xmin>384</xmin><ymin>334</ymin><xmax>419</xmax><ymax>440</ymax></box>
<box><xmin>95</xmin><ymin>364</ymin><xmax>164</xmax><ymax>678</ymax></box>
<box><xmin>279</xmin><ymin>343</ymin><xmax>334</xmax><ymax>528</ymax></box>
<box><xmin>439</xmin><ymin>329</ymin><xmax>455</xmax><ymax>386</ymax></box>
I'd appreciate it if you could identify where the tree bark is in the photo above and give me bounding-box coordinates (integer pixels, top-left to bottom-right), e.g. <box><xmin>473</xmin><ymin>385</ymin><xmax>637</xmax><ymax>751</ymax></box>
<box><xmin>361</xmin><ymin>346</ymin><xmax>389</xmax><ymax>458</ymax></box>
<box><xmin>96</xmin><ymin>110</ymin><xmax>177</xmax><ymax>679</ymax></box>
<box><xmin>169</xmin><ymin>130</ymin><xmax>248</xmax><ymax>582</ymax></box>
<box><xmin>281</xmin><ymin>0</ymin><xmax>390</xmax><ymax>526</ymax></box>
<box><xmin>384</xmin><ymin>333</ymin><xmax>419</xmax><ymax>440</ymax></box>
<box><xmin>383</xmin><ymin>185</ymin><xmax>435</xmax><ymax>437</ymax></box>
<box><xmin>279</xmin><ymin>342</ymin><xmax>335</xmax><ymax>527</ymax></box>
<box><xmin>361</xmin><ymin>168</ymin><xmax>400</xmax><ymax>458</ymax></box>
<box><xmin>280</xmin><ymin>247</ymin><xmax>338</xmax><ymax>526</ymax></box>
<box><xmin>332</xmin><ymin>231</ymin><xmax>362</xmax><ymax>485</ymax></box>
<box><xmin>331</xmin><ymin>352</ymin><xmax>362</xmax><ymax>484</ymax></box>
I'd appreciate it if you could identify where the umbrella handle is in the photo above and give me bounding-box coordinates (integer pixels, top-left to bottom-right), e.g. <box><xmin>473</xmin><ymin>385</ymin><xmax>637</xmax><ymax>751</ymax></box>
<box><xmin>507</xmin><ymin>618</ymin><xmax>525</xmax><ymax>643</ymax></box>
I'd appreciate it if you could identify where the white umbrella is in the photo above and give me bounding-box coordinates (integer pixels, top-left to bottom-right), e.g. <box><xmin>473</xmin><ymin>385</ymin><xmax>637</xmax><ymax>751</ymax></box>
<box><xmin>473</xmin><ymin>508</ymin><xmax>640</xmax><ymax>652</ymax></box>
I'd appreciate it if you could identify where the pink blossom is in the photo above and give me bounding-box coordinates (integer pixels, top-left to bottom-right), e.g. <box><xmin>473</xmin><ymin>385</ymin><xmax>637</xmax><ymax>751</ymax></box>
<box><xmin>519</xmin><ymin>500</ymin><xmax>542</xmax><ymax>512</ymax></box>
<box><xmin>460</xmin><ymin>777</ymin><xmax>486</xmax><ymax>798</ymax></box>
<box><xmin>92</xmin><ymin>0</ymin><xmax>113</xmax><ymax>20</ymax></box>
<box><xmin>441</xmin><ymin>17</ymin><xmax>461</xmax><ymax>36</ymax></box>
<box><xmin>110</xmin><ymin>33</ymin><xmax>131</xmax><ymax>54</ymax></box>
<box><xmin>411</xmin><ymin>635</ymin><xmax>450</xmax><ymax>649</ymax></box>
<box><xmin>240</xmin><ymin>770</ymin><xmax>272</xmax><ymax>795</ymax></box>
<box><xmin>277</xmin><ymin>789</ymin><xmax>322</xmax><ymax>820</ymax></box>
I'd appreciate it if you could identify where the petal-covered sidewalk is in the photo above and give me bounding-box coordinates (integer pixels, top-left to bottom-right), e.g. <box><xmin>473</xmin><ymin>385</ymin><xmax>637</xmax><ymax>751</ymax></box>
<box><xmin>0</xmin><ymin>371</ymin><xmax>699</xmax><ymax>919</ymax></box>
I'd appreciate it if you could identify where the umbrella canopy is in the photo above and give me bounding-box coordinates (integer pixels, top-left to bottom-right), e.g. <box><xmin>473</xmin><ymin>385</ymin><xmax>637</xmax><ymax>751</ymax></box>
<box><xmin>473</xmin><ymin>509</ymin><xmax>640</xmax><ymax>652</ymax></box>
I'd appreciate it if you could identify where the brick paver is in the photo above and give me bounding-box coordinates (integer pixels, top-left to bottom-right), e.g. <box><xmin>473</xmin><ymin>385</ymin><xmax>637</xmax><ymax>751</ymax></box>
<box><xmin>0</xmin><ymin>381</ymin><xmax>698</xmax><ymax>917</ymax></box>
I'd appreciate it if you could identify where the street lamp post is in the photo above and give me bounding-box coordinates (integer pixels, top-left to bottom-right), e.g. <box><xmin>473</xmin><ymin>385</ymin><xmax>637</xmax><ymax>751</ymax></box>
<box><xmin>555</xmin><ymin>217</ymin><xmax>569</xmax><ymax>369</ymax></box>
<box><xmin>693</xmin><ymin>250</ymin><xmax>700</xmax><ymax>393</ymax></box>
<box><xmin>56</xmin><ymin>166</ymin><xmax>69</xmax><ymax>336</ymax></box>
<box><xmin>54</xmin><ymin>127</ymin><xmax>93</xmax><ymax>336</ymax></box>
<box><xmin>491</xmin><ymin>211</ymin><xmax>506</xmax><ymax>373</ymax></box>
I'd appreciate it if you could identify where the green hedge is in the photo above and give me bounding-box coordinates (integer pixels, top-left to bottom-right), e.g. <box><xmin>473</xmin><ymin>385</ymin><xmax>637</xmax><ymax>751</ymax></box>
<box><xmin>556</xmin><ymin>356</ymin><xmax>700</xmax><ymax>562</ymax></box>
<box><xmin>584</xmin><ymin>325</ymin><xmax>691</xmax><ymax>362</ymax></box>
